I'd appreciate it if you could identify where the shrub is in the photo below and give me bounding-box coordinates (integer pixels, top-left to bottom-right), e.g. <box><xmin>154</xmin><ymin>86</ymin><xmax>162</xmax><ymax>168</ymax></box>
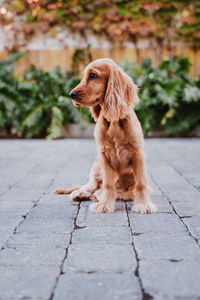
<box><xmin>19</xmin><ymin>66</ymin><xmax>84</xmax><ymax>138</ymax></box>
<box><xmin>0</xmin><ymin>52</ymin><xmax>25</xmax><ymax>137</ymax></box>
<box><xmin>122</xmin><ymin>57</ymin><xmax>200</xmax><ymax>136</ymax></box>
<box><xmin>0</xmin><ymin>53</ymin><xmax>200</xmax><ymax>138</ymax></box>
<box><xmin>0</xmin><ymin>53</ymin><xmax>92</xmax><ymax>138</ymax></box>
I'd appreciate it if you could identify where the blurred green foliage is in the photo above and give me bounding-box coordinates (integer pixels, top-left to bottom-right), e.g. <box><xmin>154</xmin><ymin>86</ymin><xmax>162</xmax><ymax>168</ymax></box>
<box><xmin>122</xmin><ymin>57</ymin><xmax>200</xmax><ymax>136</ymax></box>
<box><xmin>0</xmin><ymin>53</ymin><xmax>200</xmax><ymax>138</ymax></box>
<box><xmin>0</xmin><ymin>52</ymin><xmax>89</xmax><ymax>138</ymax></box>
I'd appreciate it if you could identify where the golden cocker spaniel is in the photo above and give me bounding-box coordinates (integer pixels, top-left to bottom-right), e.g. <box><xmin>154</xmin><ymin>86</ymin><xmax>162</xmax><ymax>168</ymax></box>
<box><xmin>55</xmin><ymin>58</ymin><xmax>157</xmax><ymax>214</ymax></box>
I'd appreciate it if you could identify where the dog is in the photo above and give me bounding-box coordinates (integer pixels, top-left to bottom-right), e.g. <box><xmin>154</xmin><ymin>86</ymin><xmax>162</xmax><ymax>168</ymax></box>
<box><xmin>55</xmin><ymin>58</ymin><xmax>157</xmax><ymax>214</ymax></box>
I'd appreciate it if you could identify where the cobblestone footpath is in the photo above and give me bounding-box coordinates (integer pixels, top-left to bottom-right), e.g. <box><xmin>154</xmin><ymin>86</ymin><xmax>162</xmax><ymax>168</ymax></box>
<box><xmin>0</xmin><ymin>139</ymin><xmax>200</xmax><ymax>300</ymax></box>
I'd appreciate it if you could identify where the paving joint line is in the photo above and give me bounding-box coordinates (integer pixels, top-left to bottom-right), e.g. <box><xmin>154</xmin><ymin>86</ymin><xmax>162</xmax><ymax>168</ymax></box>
<box><xmin>169</xmin><ymin>163</ymin><xmax>200</xmax><ymax>192</ymax></box>
<box><xmin>1</xmin><ymin>190</ymin><xmax>45</xmax><ymax>251</ymax></box>
<box><xmin>0</xmin><ymin>162</ymin><xmax>40</xmax><ymax>198</ymax></box>
<box><xmin>153</xmin><ymin>147</ymin><xmax>200</xmax><ymax>193</ymax></box>
<box><xmin>125</xmin><ymin>201</ymin><xmax>153</xmax><ymax>300</ymax></box>
<box><xmin>150</xmin><ymin>174</ymin><xmax>200</xmax><ymax>249</ymax></box>
<box><xmin>49</xmin><ymin>201</ymin><xmax>81</xmax><ymax>300</ymax></box>
<box><xmin>0</xmin><ymin>144</ymin><xmax>80</xmax><ymax>251</ymax></box>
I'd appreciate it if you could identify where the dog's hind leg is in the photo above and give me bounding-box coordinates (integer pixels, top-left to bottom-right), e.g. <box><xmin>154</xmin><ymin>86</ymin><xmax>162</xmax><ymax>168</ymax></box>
<box><xmin>71</xmin><ymin>158</ymin><xmax>101</xmax><ymax>201</ymax></box>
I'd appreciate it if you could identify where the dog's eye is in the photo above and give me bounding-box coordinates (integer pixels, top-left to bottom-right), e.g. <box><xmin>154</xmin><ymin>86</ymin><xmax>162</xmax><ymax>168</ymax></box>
<box><xmin>89</xmin><ymin>72</ymin><xmax>97</xmax><ymax>80</ymax></box>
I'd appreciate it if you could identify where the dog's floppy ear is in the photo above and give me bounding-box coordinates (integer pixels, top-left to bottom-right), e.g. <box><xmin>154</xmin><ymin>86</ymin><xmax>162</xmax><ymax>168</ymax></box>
<box><xmin>103</xmin><ymin>65</ymin><xmax>139</xmax><ymax>121</ymax></box>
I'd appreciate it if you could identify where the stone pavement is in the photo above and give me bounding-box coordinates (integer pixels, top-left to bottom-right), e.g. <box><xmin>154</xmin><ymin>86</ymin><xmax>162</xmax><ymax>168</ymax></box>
<box><xmin>0</xmin><ymin>138</ymin><xmax>200</xmax><ymax>300</ymax></box>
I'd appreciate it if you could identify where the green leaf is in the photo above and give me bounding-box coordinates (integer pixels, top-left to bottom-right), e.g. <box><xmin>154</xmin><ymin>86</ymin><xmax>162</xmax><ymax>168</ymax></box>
<box><xmin>0</xmin><ymin>93</ymin><xmax>16</xmax><ymax>111</ymax></box>
<box><xmin>22</xmin><ymin>105</ymin><xmax>42</xmax><ymax>127</ymax></box>
<box><xmin>183</xmin><ymin>85</ymin><xmax>200</xmax><ymax>102</ymax></box>
<box><xmin>47</xmin><ymin>106</ymin><xmax>63</xmax><ymax>140</ymax></box>
<box><xmin>5</xmin><ymin>52</ymin><xmax>26</xmax><ymax>65</ymax></box>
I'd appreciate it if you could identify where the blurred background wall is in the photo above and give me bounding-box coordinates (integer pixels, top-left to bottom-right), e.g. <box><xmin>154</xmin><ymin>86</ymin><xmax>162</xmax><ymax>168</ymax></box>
<box><xmin>1</xmin><ymin>46</ymin><xmax>200</xmax><ymax>77</ymax></box>
<box><xmin>0</xmin><ymin>0</ymin><xmax>200</xmax><ymax>76</ymax></box>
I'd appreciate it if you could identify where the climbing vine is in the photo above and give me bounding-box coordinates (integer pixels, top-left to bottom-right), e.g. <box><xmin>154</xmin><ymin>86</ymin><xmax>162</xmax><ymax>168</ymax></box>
<box><xmin>1</xmin><ymin>0</ymin><xmax>200</xmax><ymax>62</ymax></box>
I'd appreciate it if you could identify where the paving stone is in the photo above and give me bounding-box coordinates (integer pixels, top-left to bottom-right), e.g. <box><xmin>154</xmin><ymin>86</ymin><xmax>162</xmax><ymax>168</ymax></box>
<box><xmin>147</xmin><ymin>176</ymin><xmax>162</xmax><ymax>195</ymax></box>
<box><xmin>0</xmin><ymin>139</ymin><xmax>200</xmax><ymax>300</ymax></box>
<box><xmin>149</xmin><ymin>195</ymin><xmax>173</xmax><ymax>213</ymax></box>
<box><xmin>0</xmin><ymin>265</ymin><xmax>58</xmax><ymax>299</ymax></box>
<box><xmin>184</xmin><ymin>173</ymin><xmax>200</xmax><ymax>190</ymax></box>
<box><xmin>6</xmin><ymin>232</ymin><xmax>70</xmax><ymax>249</ymax></box>
<box><xmin>140</xmin><ymin>259</ymin><xmax>200</xmax><ymax>299</ymax></box>
<box><xmin>14</xmin><ymin>172</ymin><xmax>53</xmax><ymax>189</ymax></box>
<box><xmin>183</xmin><ymin>215</ymin><xmax>200</xmax><ymax>241</ymax></box>
<box><xmin>171</xmin><ymin>200</ymin><xmax>200</xmax><ymax>217</ymax></box>
<box><xmin>28</xmin><ymin>202</ymin><xmax>77</xmax><ymax>219</ymax></box>
<box><xmin>64</xmin><ymin>244</ymin><xmax>136</xmax><ymax>273</ymax></box>
<box><xmin>77</xmin><ymin>201</ymin><xmax>128</xmax><ymax>227</ymax></box>
<box><xmin>0</xmin><ymin>215</ymin><xmax>23</xmax><ymax>232</ymax></box>
<box><xmin>0</xmin><ymin>201</ymin><xmax>34</xmax><ymax>217</ymax></box>
<box><xmin>128</xmin><ymin>213</ymin><xmax>186</xmax><ymax>234</ymax></box>
<box><xmin>147</xmin><ymin>140</ymin><xmax>200</xmax><ymax>194</ymax></box>
<box><xmin>42</xmin><ymin>192</ymin><xmax>76</xmax><ymax>205</ymax></box>
<box><xmin>166</xmin><ymin>190</ymin><xmax>200</xmax><ymax>204</ymax></box>
<box><xmin>0</xmin><ymin>188</ymin><xmax>44</xmax><ymax>203</ymax></box>
<box><xmin>0</xmin><ymin>164</ymin><xmax>35</xmax><ymax>190</ymax></box>
<box><xmin>152</xmin><ymin>294</ymin><xmax>200</xmax><ymax>300</ymax></box>
<box><xmin>54</xmin><ymin>272</ymin><xmax>141</xmax><ymax>300</ymax></box>
<box><xmin>0</xmin><ymin>232</ymin><xmax>11</xmax><ymax>248</ymax></box>
<box><xmin>134</xmin><ymin>233</ymin><xmax>200</xmax><ymax>260</ymax></box>
<box><xmin>72</xmin><ymin>226</ymin><xmax>132</xmax><ymax>244</ymax></box>
<box><xmin>0</xmin><ymin>246</ymin><xmax>65</xmax><ymax>266</ymax></box>
<box><xmin>16</xmin><ymin>217</ymin><xmax>73</xmax><ymax>234</ymax></box>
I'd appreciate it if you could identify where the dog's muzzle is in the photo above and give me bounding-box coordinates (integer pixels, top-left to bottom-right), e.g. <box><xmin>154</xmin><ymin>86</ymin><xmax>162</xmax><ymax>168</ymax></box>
<box><xmin>70</xmin><ymin>91</ymin><xmax>78</xmax><ymax>99</ymax></box>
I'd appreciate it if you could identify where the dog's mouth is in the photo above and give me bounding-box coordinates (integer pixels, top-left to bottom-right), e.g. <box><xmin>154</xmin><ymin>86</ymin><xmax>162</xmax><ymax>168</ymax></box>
<box><xmin>72</xmin><ymin>98</ymin><xmax>99</xmax><ymax>107</ymax></box>
<box><xmin>72</xmin><ymin>100</ymin><xmax>81</xmax><ymax>107</ymax></box>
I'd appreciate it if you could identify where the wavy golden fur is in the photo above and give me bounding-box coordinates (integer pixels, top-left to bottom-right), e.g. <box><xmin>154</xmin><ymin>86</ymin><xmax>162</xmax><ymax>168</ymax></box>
<box><xmin>55</xmin><ymin>58</ymin><xmax>157</xmax><ymax>213</ymax></box>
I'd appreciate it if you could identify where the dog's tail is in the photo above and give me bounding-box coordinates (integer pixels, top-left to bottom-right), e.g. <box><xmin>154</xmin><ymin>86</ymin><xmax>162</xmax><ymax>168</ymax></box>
<box><xmin>54</xmin><ymin>187</ymin><xmax>79</xmax><ymax>195</ymax></box>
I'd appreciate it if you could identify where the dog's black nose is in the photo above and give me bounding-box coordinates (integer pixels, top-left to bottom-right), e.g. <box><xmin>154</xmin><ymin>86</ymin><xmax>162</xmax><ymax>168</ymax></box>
<box><xmin>70</xmin><ymin>91</ymin><xmax>78</xmax><ymax>99</ymax></box>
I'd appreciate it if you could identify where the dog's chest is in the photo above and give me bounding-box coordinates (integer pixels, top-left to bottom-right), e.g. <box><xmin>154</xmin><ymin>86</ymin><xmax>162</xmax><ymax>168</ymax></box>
<box><xmin>96</xmin><ymin>119</ymin><xmax>132</xmax><ymax>170</ymax></box>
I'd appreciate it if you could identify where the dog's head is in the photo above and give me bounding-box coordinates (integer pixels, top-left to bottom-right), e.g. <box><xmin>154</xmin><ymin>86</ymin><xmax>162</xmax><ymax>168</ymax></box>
<box><xmin>70</xmin><ymin>58</ymin><xmax>139</xmax><ymax>121</ymax></box>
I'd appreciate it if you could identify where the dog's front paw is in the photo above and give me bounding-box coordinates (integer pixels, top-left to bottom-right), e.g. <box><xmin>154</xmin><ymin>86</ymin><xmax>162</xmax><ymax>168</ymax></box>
<box><xmin>71</xmin><ymin>189</ymin><xmax>92</xmax><ymax>201</ymax></box>
<box><xmin>93</xmin><ymin>189</ymin><xmax>102</xmax><ymax>202</ymax></box>
<box><xmin>132</xmin><ymin>201</ymin><xmax>157</xmax><ymax>214</ymax></box>
<box><xmin>90</xmin><ymin>201</ymin><xmax>116</xmax><ymax>213</ymax></box>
